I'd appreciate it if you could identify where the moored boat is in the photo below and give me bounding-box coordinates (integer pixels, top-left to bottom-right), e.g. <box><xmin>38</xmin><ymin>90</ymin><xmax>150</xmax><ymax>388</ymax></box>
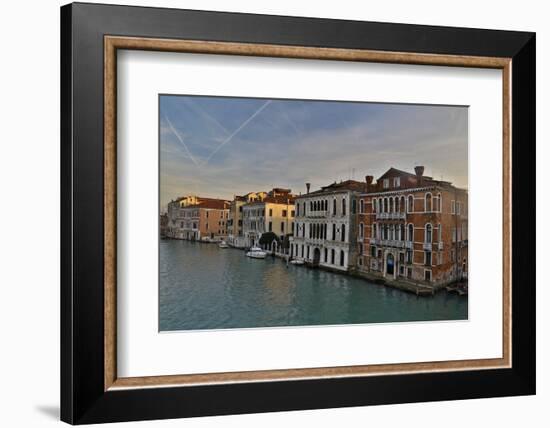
<box><xmin>246</xmin><ymin>246</ymin><xmax>267</xmax><ymax>259</ymax></box>
<box><xmin>218</xmin><ymin>241</ymin><xmax>229</xmax><ymax>248</ymax></box>
<box><xmin>290</xmin><ymin>259</ymin><xmax>304</xmax><ymax>265</ymax></box>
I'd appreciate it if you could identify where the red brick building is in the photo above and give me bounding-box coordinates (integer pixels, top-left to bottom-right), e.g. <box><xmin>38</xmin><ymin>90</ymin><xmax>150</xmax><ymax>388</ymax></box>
<box><xmin>357</xmin><ymin>166</ymin><xmax>468</xmax><ymax>286</ymax></box>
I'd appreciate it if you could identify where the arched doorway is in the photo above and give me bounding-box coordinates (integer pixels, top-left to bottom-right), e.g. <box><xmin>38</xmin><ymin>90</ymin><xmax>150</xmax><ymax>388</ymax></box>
<box><xmin>313</xmin><ymin>248</ymin><xmax>321</xmax><ymax>267</ymax></box>
<box><xmin>386</xmin><ymin>253</ymin><xmax>395</xmax><ymax>276</ymax></box>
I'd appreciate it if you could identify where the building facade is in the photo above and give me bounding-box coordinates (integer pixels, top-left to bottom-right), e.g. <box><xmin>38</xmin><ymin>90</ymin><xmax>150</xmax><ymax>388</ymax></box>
<box><xmin>227</xmin><ymin>191</ymin><xmax>267</xmax><ymax>248</ymax></box>
<box><xmin>291</xmin><ymin>180</ymin><xmax>366</xmax><ymax>271</ymax></box>
<box><xmin>165</xmin><ymin>196</ymin><xmax>229</xmax><ymax>241</ymax></box>
<box><xmin>241</xmin><ymin>188</ymin><xmax>295</xmax><ymax>247</ymax></box>
<box><xmin>357</xmin><ymin>166</ymin><xmax>468</xmax><ymax>286</ymax></box>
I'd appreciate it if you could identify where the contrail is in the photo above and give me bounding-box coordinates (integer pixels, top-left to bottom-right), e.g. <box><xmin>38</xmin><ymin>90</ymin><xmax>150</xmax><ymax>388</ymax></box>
<box><xmin>183</xmin><ymin>98</ymin><xmax>230</xmax><ymax>135</ymax></box>
<box><xmin>202</xmin><ymin>100</ymin><xmax>272</xmax><ymax>166</ymax></box>
<box><xmin>164</xmin><ymin>115</ymin><xmax>200</xmax><ymax>167</ymax></box>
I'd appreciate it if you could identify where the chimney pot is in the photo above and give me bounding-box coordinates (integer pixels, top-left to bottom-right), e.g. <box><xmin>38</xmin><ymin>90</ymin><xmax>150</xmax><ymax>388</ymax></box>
<box><xmin>306</xmin><ymin>183</ymin><xmax>311</xmax><ymax>194</ymax></box>
<box><xmin>365</xmin><ymin>175</ymin><xmax>374</xmax><ymax>185</ymax></box>
<box><xmin>414</xmin><ymin>166</ymin><xmax>425</xmax><ymax>177</ymax></box>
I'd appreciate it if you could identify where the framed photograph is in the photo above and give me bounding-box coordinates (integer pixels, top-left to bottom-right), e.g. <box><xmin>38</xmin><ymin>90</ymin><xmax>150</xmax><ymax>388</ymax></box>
<box><xmin>61</xmin><ymin>2</ymin><xmax>535</xmax><ymax>424</ymax></box>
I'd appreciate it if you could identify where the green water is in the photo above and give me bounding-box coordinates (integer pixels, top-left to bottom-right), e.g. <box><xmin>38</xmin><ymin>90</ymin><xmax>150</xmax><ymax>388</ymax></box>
<box><xmin>160</xmin><ymin>239</ymin><xmax>467</xmax><ymax>331</ymax></box>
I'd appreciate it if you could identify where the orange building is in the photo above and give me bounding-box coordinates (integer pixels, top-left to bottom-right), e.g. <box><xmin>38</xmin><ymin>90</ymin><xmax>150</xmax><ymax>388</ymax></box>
<box><xmin>357</xmin><ymin>166</ymin><xmax>468</xmax><ymax>286</ymax></box>
<box><xmin>180</xmin><ymin>198</ymin><xmax>230</xmax><ymax>241</ymax></box>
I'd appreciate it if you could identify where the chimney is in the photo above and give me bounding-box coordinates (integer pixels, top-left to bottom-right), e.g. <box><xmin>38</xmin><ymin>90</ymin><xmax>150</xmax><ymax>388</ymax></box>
<box><xmin>415</xmin><ymin>165</ymin><xmax>424</xmax><ymax>185</ymax></box>
<box><xmin>306</xmin><ymin>183</ymin><xmax>311</xmax><ymax>194</ymax></box>
<box><xmin>365</xmin><ymin>175</ymin><xmax>373</xmax><ymax>185</ymax></box>
<box><xmin>414</xmin><ymin>165</ymin><xmax>424</xmax><ymax>177</ymax></box>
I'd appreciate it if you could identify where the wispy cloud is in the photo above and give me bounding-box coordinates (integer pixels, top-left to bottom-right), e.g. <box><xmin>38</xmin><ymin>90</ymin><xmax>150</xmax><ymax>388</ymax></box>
<box><xmin>160</xmin><ymin>96</ymin><xmax>468</xmax><ymax>209</ymax></box>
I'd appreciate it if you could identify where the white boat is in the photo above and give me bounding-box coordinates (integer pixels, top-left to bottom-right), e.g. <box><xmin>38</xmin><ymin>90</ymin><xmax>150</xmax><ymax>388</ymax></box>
<box><xmin>218</xmin><ymin>241</ymin><xmax>229</xmax><ymax>249</ymax></box>
<box><xmin>246</xmin><ymin>246</ymin><xmax>267</xmax><ymax>259</ymax></box>
<box><xmin>290</xmin><ymin>259</ymin><xmax>305</xmax><ymax>265</ymax></box>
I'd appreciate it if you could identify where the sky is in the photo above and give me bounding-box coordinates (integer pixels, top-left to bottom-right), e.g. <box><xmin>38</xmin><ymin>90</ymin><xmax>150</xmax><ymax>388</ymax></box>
<box><xmin>160</xmin><ymin>95</ymin><xmax>468</xmax><ymax>211</ymax></box>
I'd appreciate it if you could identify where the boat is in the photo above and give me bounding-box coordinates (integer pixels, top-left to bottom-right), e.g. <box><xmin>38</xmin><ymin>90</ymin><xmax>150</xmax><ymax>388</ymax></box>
<box><xmin>218</xmin><ymin>241</ymin><xmax>229</xmax><ymax>249</ymax></box>
<box><xmin>246</xmin><ymin>246</ymin><xmax>267</xmax><ymax>259</ymax></box>
<box><xmin>289</xmin><ymin>259</ymin><xmax>304</xmax><ymax>265</ymax></box>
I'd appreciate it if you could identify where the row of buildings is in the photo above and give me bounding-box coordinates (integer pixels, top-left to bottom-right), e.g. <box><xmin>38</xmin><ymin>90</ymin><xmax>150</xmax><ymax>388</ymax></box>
<box><xmin>162</xmin><ymin>166</ymin><xmax>468</xmax><ymax>287</ymax></box>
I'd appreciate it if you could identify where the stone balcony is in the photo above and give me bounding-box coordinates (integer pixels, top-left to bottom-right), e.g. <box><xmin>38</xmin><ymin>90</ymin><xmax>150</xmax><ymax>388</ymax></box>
<box><xmin>375</xmin><ymin>212</ymin><xmax>406</xmax><ymax>220</ymax></box>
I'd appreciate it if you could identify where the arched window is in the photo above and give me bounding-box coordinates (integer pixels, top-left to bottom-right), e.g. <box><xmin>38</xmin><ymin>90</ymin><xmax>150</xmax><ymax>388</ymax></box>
<box><xmin>408</xmin><ymin>195</ymin><xmax>414</xmax><ymax>213</ymax></box>
<box><xmin>333</xmin><ymin>198</ymin><xmax>337</xmax><ymax>215</ymax></box>
<box><xmin>389</xmin><ymin>198</ymin><xmax>394</xmax><ymax>213</ymax></box>
<box><xmin>425</xmin><ymin>193</ymin><xmax>432</xmax><ymax>212</ymax></box>
<box><xmin>437</xmin><ymin>193</ymin><xmax>442</xmax><ymax>212</ymax></box>
<box><xmin>342</xmin><ymin>198</ymin><xmax>347</xmax><ymax>215</ymax></box>
<box><xmin>384</xmin><ymin>198</ymin><xmax>389</xmax><ymax>213</ymax></box>
<box><xmin>359</xmin><ymin>223</ymin><xmax>364</xmax><ymax>238</ymax></box>
<box><xmin>372</xmin><ymin>223</ymin><xmax>377</xmax><ymax>238</ymax></box>
<box><xmin>400</xmin><ymin>224</ymin><xmax>405</xmax><ymax>241</ymax></box>
<box><xmin>331</xmin><ymin>248</ymin><xmax>335</xmax><ymax>264</ymax></box>
<box><xmin>324</xmin><ymin>199</ymin><xmax>328</xmax><ymax>211</ymax></box>
<box><xmin>310</xmin><ymin>201</ymin><xmax>313</xmax><ymax>212</ymax></box>
<box><xmin>340</xmin><ymin>250</ymin><xmax>345</xmax><ymax>266</ymax></box>
<box><xmin>360</xmin><ymin>199</ymin><xmax>365</xmax><ymax>214</ymax></box>
<box><xmin>373</xmin><ymin>198</ymin><xmax>377</xmax><ymax>213</ymax></box>
<box><xmin>324</xmin><ymin>248</ymin><xmax>328</xmax><ymax>262</ymax></box>
<box><xmin>408</xmin><ymin>223</ymin><xmax>414</xmax><ymax>242</ymax></box>
<box><xmin>425</xmin><ymin>223</ymin><xmax>433</xmax><ymax>243</ymax></box>
<box><xmin>341</xmin><ymin>224</ymin><xmax>346</xmax><ymax>242</ymax></box>
<box><xmin>400</xmin><ymin>196</ymin><xmax>406</xmax><ymax>213</ymax></box>
<box><xmin>332</xmin><ymin>223</ymin><xmax>336</xmax><ymax>240</ymax></box>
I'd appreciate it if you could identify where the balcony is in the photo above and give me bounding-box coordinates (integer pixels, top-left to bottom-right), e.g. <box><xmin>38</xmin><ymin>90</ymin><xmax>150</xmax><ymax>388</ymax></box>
<box><xmin>438</xmin><ymin>241</ymin><xmax>444</xmax><ymax>250</ymax></box>
<box><xmin>375</xmin><ymin>212</ymin><xmax>406</xmax><ymax>220</ymax></box>
<box><xmin>423</xmin><ymin>242</ymin><xmax>432</xmax><ymax>251</ymax></box>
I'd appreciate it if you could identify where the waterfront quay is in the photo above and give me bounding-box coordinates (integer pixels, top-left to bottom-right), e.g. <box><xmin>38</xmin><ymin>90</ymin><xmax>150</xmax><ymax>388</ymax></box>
<box><xmin>160</xmin><ymin>239</ymin><xmax>467</xmax><ymax>331</ymax></box>
<box><xmin>161</xmin><ymin>165</ymin><xmax>469</xmax><ymax>295</ymax></box>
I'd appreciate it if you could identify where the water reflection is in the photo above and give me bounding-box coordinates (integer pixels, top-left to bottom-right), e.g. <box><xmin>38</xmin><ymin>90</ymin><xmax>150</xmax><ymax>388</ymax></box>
<box><xmin>160</xmin><ymin>240</ymin><xmax>467</xmax><ymax>331</ymax></box>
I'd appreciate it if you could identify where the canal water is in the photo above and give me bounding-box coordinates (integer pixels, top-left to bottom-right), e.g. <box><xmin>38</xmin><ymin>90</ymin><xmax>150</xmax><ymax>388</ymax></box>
<box><xmin>160</xmin><ymin>240</ymin><xmax>468</xmax><ymax>331</ymax></box>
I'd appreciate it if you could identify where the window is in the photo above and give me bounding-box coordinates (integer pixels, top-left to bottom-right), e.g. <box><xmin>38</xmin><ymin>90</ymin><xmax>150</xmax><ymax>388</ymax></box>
<box><xmin>406</xmin><ymin>249</ymin><xmax>412</xmax><ymax>264</ymax></box>
<box><xmin>291</xmin><ymin>210</ymin><xmax>295</xmax><ymax>217</ymax></box>
<box><xmin>360</xmin><ymin>199</ymin><xmax>365</xmax><ymax>213</ymax></box>
<box><xmin>333</xmin><ymin>199</ymin><xmax>337</xmax><ymax>215</ymax></box>
<box><xmin>282</xmin><ymin>209</ymin><xmax>287</xmax><ymax>217</ymax></box>
<box><xmin>425</xmin><ymin>223</ymin><xmax>432</xmax><ymax>243</ymax></box>
<box><xmin>324</xmin><ymin>248</ymin><xmax>328</xmax><ymax>262</ymax></box>
<box><xmin>372</xmin><ymin>223</ymin><xmax>377</xmax><ymax>238</ymax></box>
<box><xmin>332</xmin><ymin>223</ymin><xmax>336</xmax><ymax>240</ymax></box>
<box><xmin>268</xmin><ymin>208</ymin><xmax>273</xmax><ymax>217</ymax></box>
<box><xmin>341</xmin><ymin>224</ymin><xmax>346</xmax><ymax>242</ymax></box>
<box><xmin>456</xmin><ymin>201</ymin><xmax>461</xmax><ymax>215</ymax></box>
<box><xmin>359</xmin><ymin>223</ymin><xmax>364</xmax><ymax>238</ymax></box>
<box><xmin>351</xmin><ymin>199</ymin><xmax>357</xmax><ymax>214</ymax></box>
<box><xmin>451</xmin><ymin>200</ymin><xmax>456</xmax><ymax>214</ymax></box>
<box><xmin>342</xmin><ymin>198</ymin><xmax>347</xmax><ymax>215</ymax></box>
<box><xmin>296</xmin><ymin>204</ymin><xmax>299</xmax><ymax>216</ymax></box>
<box><xmin>331</xmin><ymin>249</ymin><xmax>335</xmax><ymax>264</ymax></box>
<box><xmin>393</xmin><ymin>177</ymin><xmax>401</xmax><ymax>187</ymax></box>
<box><xmin>371</xmin><ymin>246</ymin><xmax>376</xmax><ymax>257</ymax></box>
<box><xmin>438</xmin><ymin>223</ymin><xmax>442</xmax><ymax>242</ymax></box>
<box><xmin>425</xmin><ymin>251</ymin><xmax>432</xmax><ymax>266</ymax></box>
<box><xmin>384</xmin><ymin>198</ymin><xmax>388</xmax><ymax>213</ymax></box>
<box><xmin>425</xmin><ymin>193</ymin><xmax>432</xmax><ymax>212</ymax></box>
<box><xmin>389</xmin><ymin>198</ymin><xmax>394</xmax><ymax>213</ymax></box>
<box><xmin>373</xmin><ymin>198</ymin><xmax>377</xmax><ymax>213</ymax></box>
<box><xmin>408</xmin><ymin>195</ymin><xmax>414</xmax><ymax>213</ymax></box>
<box><xmin>281</xmin><ymin>222</ymin><xmax>285</xmax><ymax>233</ymax></box>
<box><xmin>424</xmin><ymin>270</ymin><xmax>432</xmax><ymax>281</ymax></box>
<box><xmin>408</xmin><ymin>224</ymin><xmax>414</xmax><ymax>242</ymax></box>
<box><xmin>383</xmin><ymin>178</ymin><xmax>389</xmax><ymax>188</ymax></box>
<box><xmin>340</xmin><ymin>250</ymin><xmax>345</xmax><ymax>266</ymax></box>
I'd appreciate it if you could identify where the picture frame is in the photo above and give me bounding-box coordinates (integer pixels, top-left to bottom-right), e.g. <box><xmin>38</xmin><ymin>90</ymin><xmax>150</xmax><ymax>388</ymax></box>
<box><xmin>61</xmin><ymin>2</ymin><xmax>535</xmax><ymax>424</ymax></box>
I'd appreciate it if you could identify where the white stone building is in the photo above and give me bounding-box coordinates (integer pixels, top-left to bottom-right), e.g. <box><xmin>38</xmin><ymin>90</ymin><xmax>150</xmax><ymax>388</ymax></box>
<box><xmin>292</xmin><ymin>180</ymin><xmax>366</xmax><ymax>271</ymax></box>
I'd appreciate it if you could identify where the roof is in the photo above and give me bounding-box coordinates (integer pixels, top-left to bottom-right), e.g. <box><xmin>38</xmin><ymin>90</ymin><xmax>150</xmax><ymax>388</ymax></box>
<box><xmin>182</xmin><ymin>199</ymin><xmax>230</xmax><ymax>210</ymax></box>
